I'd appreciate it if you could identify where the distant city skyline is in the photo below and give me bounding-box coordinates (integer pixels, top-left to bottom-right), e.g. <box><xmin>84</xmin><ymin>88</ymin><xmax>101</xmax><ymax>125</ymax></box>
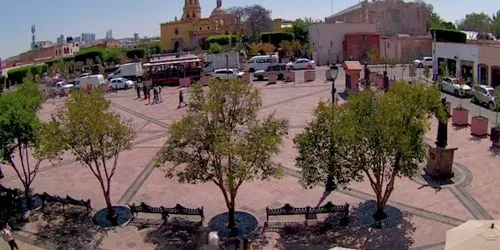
<box><xmin>0</xmin><ymin>0</ymin><xmax>498</xmax><ymax>59</ymax></box>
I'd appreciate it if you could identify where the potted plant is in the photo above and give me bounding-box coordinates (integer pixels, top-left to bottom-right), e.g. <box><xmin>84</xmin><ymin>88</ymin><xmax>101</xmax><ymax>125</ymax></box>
<box><xmin>471</xmin><ymin>83</ymin><xmax>489</xmax><ymax>136</ymax></box>
<box><xmin>452</xmin><ymin>79</ymin><xmax>470</xmax><ymax>126</ymax></box>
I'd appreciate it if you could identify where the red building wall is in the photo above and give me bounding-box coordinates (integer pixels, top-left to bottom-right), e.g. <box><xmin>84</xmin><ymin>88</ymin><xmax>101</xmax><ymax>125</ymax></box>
<box><xmin>344</xmin><ymin>33</ymin><xmax>380</xmax><ymax>64</ymax></box>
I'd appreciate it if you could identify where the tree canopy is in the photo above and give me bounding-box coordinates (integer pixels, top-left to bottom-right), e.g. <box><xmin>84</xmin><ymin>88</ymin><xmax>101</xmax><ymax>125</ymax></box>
<box><xmin>295</xmin><ymin>82</ymin><xmax>445</xmax><ymax>222</ymax></box>
<box><xmin>0</xmin><ymin>82</ymin><xmax>59</xmax><ymax>205</ymax></box>
<box><xmin>45</xmin><ymin>89</ymin><xmax>135</xmax><ymax>224</ymax></box>
<box><xmin>155</xmin><ymin>79</ymin><xmax>288</xmax><ymax>234</ymax></box>
<box><xmin>457</xmin><ymin>12</ymin><xmax>493</xmax><ymax>33</ymax></box>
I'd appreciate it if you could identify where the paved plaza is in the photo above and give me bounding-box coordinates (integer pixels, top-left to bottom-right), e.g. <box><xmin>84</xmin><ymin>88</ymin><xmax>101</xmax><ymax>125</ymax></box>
<box><xmin>1</xmin><ymin>74</ymin><xmax>500</xmax><ymax>250</ymax></box>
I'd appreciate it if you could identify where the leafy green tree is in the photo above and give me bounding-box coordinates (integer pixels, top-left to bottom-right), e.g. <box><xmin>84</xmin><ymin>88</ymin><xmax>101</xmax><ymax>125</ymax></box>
<box><xmin>155</xmin><ymin>79</ymin><xmax>288</xmax><ymax>234</ymax></box>
<box><xmin>45</xmin><ymin>89</ymin><xmax>134</xmax><ymax>225</ymax></box>
<box><xmin>457</xmin><ymin>12</ymin><xmax>493</xmax><ymax>33</ymax></box>
<box><xmin>493</xmin><ymin>17</ymin><xmax>500</xmax><ymax>37</ymax></box>
<box><xmin>291</xmin><ymin>18</ymin><xmax>316</xmax><ymax>44</ymax></box>
<box><xmin>294</xmin><ymin>102</ymin><xmax>356</xmax><ymax>193</ymax></box>
<box><xmin>417</xmin><ymin>1</ymin><xmax>456</xmax><ymax>30</ymax></box>
<box><xmin>103</xmin><ymin>47</ymin><xmax>127</xmax><ymax>65</ymax></box>
<box><xmin>0</xmin><ymin>82</ymin><xmax>58</xmax><ymax>207</ymax></box>
<box><xmin>209</xmin><ymin>43</ymin><xmax>224</xmax><ymax>54</ymax></box>
<box><xmin>296</xmin><ymin>83</ymin><xmax>444</xmax><ymax>223</ymax></box>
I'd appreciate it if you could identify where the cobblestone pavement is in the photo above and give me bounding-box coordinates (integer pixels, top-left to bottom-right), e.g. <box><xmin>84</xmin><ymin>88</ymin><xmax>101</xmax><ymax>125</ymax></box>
<box><xmin>1</xmin><ymin>74</ymin><xmax>499</xmax><ymax>250</ymax></box>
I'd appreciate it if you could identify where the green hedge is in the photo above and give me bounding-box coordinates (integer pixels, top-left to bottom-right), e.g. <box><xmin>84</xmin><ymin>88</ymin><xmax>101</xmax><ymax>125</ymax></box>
<box><xmin>7</xmin><ymin>64</ymin><xmax>48</xmax><ymax>84</ymax></box>
<box><xmin>126</xmin><ymin>48</ymin><xmax>146</xmax><ymax>59</ymax></box>
<box><xmin>431</xmin><ymin>29</ymin><xmax>467</xmax><ymax>44</ymax></box>
<box><xmin>74</xmin><ymin>48</ymin><xmax>104</xmax><ymax>63</ymax></box>
<box><xmin>261</xmin><ymin>32</ymin><xmax>294</xmax><ymax>47</ymax></box>
<box><xmin>205</xmin><ymin>35</ymin><xmax>240</xmax><ymax>47</ymax></box>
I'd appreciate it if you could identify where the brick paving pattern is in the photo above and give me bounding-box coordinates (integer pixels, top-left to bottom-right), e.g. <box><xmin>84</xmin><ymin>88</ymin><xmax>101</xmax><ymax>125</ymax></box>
<box><xmin>1</xmin><ymin>73</ymin><xmax>499</xmax><ymax>249</ymax></box>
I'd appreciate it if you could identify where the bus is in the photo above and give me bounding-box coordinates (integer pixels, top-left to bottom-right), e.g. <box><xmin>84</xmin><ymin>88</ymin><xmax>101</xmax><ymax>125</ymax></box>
<box><xmin>143</xmin><ymin>54</ymin><xmax>202</xmax><ymax>86</ymax></box>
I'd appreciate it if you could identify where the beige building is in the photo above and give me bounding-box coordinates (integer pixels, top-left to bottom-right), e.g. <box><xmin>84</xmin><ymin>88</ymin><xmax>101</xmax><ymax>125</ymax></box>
<box><xmin>308</xmin><ymin>23</ymin><xmax>377</xmax><ymax>65</ymax></box>
<box><xmin>326</xmin><ymin>0</ymin><xmax>429</xmax><ymax>36</ymax></box>
<box><xmin>160</xmin><ymin>0</ymin><xmax>237</xmax><ymax>52</ymax></box>
<box><xmin>473</xmin><ymin>41</ymin><xmax>500</xmax><ymax>88</ymax></box>
<box><xmin>380</xmin><ymin>35</ymin><xmax>433</xmax><ymax>63</ymax></box>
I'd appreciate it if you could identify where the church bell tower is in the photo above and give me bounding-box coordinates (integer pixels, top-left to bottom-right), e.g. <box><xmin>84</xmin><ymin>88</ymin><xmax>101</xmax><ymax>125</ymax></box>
<box><xmin>182</xmin><ymin>0</ymin><xmax>201</xmax><ymax>20</ymax></box>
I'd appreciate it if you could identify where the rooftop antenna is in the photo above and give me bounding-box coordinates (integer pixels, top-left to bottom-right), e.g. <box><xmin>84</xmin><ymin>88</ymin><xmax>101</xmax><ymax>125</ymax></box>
<box><xmin>31</xmin><ymin>25</ymin><xmax>36</xmax><ymax>50</ymax></box>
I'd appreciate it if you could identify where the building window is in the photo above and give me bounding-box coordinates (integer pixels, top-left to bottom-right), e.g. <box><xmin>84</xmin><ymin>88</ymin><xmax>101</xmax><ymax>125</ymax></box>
<box><xmin>175</xmin><ymin>28</ymin><xmax>179</xmax><ymax>35</ymax></box>
<box><xmin>207</xmin><ymin>26</ymin><xmax>210</xmax><ymax>30</ymax></box>
<box><xmin>199</xmin><ymin>27</ymin><xmax>202</xmax><ymax>31</ymax></box>
<box><xmin>187</xmin><ymin>13</ymin><xmax>190</xmax><ymax>18</ymax></box>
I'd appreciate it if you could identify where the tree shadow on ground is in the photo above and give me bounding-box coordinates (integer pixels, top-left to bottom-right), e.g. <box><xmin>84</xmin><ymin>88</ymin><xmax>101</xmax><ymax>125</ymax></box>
<box><xmin>143</xmin><ymin>218</ymin><xmax>202</xmax><ymax>250</ymax></box>
<box><xmin>256</xmin><ymin>201</ymin><xmax>416</xmax><ymax>250</ymax></box>
<box><xmin>32</xmin><ymin>204</ymin><xmax>101</xmax><ymax>250</ymax></box>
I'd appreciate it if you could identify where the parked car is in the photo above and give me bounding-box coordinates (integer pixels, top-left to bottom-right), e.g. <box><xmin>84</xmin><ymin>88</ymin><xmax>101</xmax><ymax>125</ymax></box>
<box><xmin>286</xmin><ymin>58</ymin><xmax>315</xmax><ymax>70</ymax></box>
<box><xmin>437</xmin><ymin>77</ymin><xmax>472</xmax><ymax>97</ymax></box>
<box><xmin>212</xmin><ymin>68</ymin><xmax>244</xmax><ymax>80</ymax></box>
<box><xmin>413</xmin><ymin>57</ymin><xmax>433</xmax><ymax>68</ymax></box>
<box><xmin>109</xmin><ymin>78</ymin><xmax>134</xmax><ymax>90</ymax></box>
<box><xmin>75</xmin><ymin>74</ymin><xmax>107</xmax><ymax>89</ymax></box>
<box><xmin>245</xmin><ymin>55</ymin><xmax>279</xmax><ymax>72</ymax></box>
<box><xmin>254</xmin><ymin>64</ymin><xmax>286</xmax><ymax>81</ymax></box>
<box><xmin>471</xmin><ymin>85</ymin><xmax>497</xmax><ymax>110</ymax></box>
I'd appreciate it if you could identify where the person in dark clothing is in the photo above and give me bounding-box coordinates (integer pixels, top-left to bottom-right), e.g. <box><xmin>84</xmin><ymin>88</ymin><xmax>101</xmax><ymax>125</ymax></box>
<box><xmin>364</xmin><ymin>63</ymin><xmax>371</xmax><ymax>87</ymax></box>
<box><xmin>153</xmin><ymin>85</ymin><xmax>159</xmax><ymax>104</ymax></box>
<box><xmin>383</xmin><ymin>71</ymin><xmax>389</xmax><ymax>93</ymax></box>
<box><xmin>178</xmin><ymin>88</ymin><xmax>187</xmax><ymax>108</ymax></box>
<box><xmin>143</xmin><ymin>85</ymin><xmax>147</xmax><ymax>100</ymax></box>
<box><xmin>135</xmin><ymin>81</ymin><xmax>141</xmax><ymax>99</ymax></box>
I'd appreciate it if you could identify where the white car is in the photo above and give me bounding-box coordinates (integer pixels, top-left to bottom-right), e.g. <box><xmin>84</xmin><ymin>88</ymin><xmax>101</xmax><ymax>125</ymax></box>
<box><xmin>437</xmin><ymin>77</ymin><xmax>472</xmax><ymax>97</ymax></box>
<box><xmin>414</xmin><ymin>57</ymin><xmax>433</xmax><ymax>68</ymax></box>
<box><xmin>471</xmin><ymin>85</ymin><xmax>497</xmax><ymax>110</ymax></box>
<box><xmin>286</xmin><ymin>58</ymin><xmax>316</xmax><ymax>70</ymax></box>
<box><xmin>212</xmin><ymin>69</ymin><xmax>244</xmax><ymax>80</ymax></box>
<box><xmin>109</xmin><ymin>78</ymin><xmax>134</xmax><ymax>90</ymax></box>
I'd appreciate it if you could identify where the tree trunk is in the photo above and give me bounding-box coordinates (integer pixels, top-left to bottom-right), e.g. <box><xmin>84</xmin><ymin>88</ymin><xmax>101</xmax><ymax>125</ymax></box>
<box><xmin>325</xmin><ymin>174</ymin><xmax>336</xmax><ymax>192</ymax></box>
<box><xmin>24</xmin><ymin>186</ymin><xmax>32</xmax><ymax>209</ymax></box>
<box><xmin>228</xmin><ymin>204</ymin><xmax>237</xmax><ymax>237</ymax></box>
<box><xmin>104</xmin><ymin>192</ymin><xmax>118</xmax><ymax>226</ymax></box>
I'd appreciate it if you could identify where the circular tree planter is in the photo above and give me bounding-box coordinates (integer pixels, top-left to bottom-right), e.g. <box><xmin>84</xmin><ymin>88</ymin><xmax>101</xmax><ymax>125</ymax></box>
<box><xmin>353</xmin><ymin>200</ymin><xmax>403</xmax><ymax>229</ymax></box>
<box><xmin>93</xmin><ymin>206</ymin><xmax>132</xmax><ymax>229</ymax></box>
<box><xmin>208</xmin><ymin>211</ymin><xmax>258</xmax><ymax>238</ymax></box>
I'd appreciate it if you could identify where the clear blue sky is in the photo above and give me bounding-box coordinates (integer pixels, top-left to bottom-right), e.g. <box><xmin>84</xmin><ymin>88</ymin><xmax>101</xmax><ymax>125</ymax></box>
<box><xmin>0</xmin><ymin>0</ymin><xmax>497</xmax><ymax>59</ymax></box>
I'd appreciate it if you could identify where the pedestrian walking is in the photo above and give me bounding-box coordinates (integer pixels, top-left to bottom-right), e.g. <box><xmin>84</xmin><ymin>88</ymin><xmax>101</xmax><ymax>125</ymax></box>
<box><xmin>158</xmin><ymin>86</ymin><xmax>163</xmax><ymax>103</ymax></box>
<box><xmin>143</xmin><ymin>85</ymin><xmax>147</xmax><ymax>101</ymax></box>
<box><xmin>153</xmin><ymin>85</ymin><xmax>159</xmax><ymax>104</ymax></box>
<box><xmin>1</xmin><ymin>221</ymin><xmax>19</xmax><ymax>250</ymax></box>
<box><xmin>146</xmin><ymin>86</ymin><xmax>151</xmax><ymax>105</ymax></box>
<box><xmin>178</xmin><ymin>87</ymin><xmax>187</xmax><ymax>108</ymax></box>
<box><xmin>135</xmin><ymin>81</ymin><xmax>141</xmax><ymax>99</ymax></box>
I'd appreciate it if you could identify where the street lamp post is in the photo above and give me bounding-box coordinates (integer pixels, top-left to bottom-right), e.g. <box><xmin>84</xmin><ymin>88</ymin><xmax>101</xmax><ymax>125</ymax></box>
<box><xmin>329</xmin><ymin>64</ymin><xmax>339</xmax><ymax>104</ymax></box>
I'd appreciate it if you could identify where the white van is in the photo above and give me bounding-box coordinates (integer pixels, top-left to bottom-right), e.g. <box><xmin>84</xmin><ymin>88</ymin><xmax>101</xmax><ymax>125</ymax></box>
<box><xmin>245</xmin><ymin>55</ymin><xmax>278</xmax><ymax>72</ymax></box>
<box><xmin>75</xmin><ymin>74</ymin><xmax>106</xmax><ymax>89</ymax></box>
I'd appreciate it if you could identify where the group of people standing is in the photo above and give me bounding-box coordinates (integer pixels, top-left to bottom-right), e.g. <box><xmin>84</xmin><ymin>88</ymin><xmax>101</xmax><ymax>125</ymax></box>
<box><xmin>135</xmin><ymin>81</ymin><xmax>187</xmax><ymax>108</ymax></box>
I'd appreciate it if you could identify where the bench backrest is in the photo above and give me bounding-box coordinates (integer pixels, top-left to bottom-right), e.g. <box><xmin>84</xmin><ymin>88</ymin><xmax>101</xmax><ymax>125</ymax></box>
<box><xmin>266</xmin><ymin>202</ymin><xmax>350</xmax><ymax>222</ymax></box>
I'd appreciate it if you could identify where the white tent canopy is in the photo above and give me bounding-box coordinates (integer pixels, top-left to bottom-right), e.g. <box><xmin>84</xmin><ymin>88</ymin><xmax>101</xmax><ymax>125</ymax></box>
<box><xmin>445</xmin><ymin>220</ymin><xmax>500</xmax><ymax>250</ymax></box>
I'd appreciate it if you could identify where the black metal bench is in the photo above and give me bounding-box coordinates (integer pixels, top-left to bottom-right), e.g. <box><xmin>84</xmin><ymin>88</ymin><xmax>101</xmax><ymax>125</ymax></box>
<box><xmin>265</xmin><ymin>202</ymin><xmax>349</xmax><ymax>228</ymax></box>
<box><xmin>128</xmin><ymin>202</ymin><xmax>169</xmax><ymax>223</ymax></box>
<box><xmin>40</xmin><ymin>192</ymin><xmax>92</xmax><ymax>212</ymax></box>
<box><xmin>128</xmin><ymin>203</ymin><xmax>204</xmax><ymax>224</ymax></box>
<box><xmin>164</xmin><ymin>204</ymin><xmax>204</xmax><ymax>223</ymax></box>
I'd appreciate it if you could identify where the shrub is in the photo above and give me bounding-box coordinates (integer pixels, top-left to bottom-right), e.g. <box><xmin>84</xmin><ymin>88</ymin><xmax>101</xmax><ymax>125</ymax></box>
<box><xmin>261</xmin><ymin>32</ymin><xmax>294</xmax><ymax>47</ymax></box>
<box><xmin>75</xmin><ymin>48</ymin><xmax>104</xmax><ymax>63</ymax></box>
<box><xmin>126</xmin><ymin>48</ymin><xmax>146</xmax><ymax>59</ymax></box>
<box><xmin>205</xmin><ymin>35</ymin><xmax>240</xmax><ymax>48</ymax></box>
<box><xmin>209</xmin><ymin>43</ymin><xmax>224</xmax><ymax>54</ymax></box>
<box><xmin>431</xmin><ymin>29</ymin><xmax>467</xmax><ymax>44</ymax></box>
<box><xmin>7</xmin><ymin>67</ymin><xmax>30</xmax><ymax>84</ymax></box>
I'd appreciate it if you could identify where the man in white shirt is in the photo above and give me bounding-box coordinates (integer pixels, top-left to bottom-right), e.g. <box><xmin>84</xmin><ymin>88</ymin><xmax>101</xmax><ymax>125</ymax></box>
<box><xmin>0</xmin><ymin>221</ymin><xmax>19</xmax><ymax>250</ymax></box>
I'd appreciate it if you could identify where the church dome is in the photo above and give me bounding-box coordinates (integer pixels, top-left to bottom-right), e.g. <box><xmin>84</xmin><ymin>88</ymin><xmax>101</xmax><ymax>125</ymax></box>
<box><xmin>210</xmin><ymin>0</ymin><xmax>226</xmax><ymax>17</ymax></box>
<box><xmin>210</xmin><ymin>7</ymin><xmax>226</xmax><ymax>17</ymax></box>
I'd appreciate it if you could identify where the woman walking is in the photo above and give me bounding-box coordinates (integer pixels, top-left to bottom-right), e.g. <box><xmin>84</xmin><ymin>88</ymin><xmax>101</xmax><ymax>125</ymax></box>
<box><xmin>1</xmin><ymin>221</ymin><xmax>19</xmax><ymax>250</ymax></box>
